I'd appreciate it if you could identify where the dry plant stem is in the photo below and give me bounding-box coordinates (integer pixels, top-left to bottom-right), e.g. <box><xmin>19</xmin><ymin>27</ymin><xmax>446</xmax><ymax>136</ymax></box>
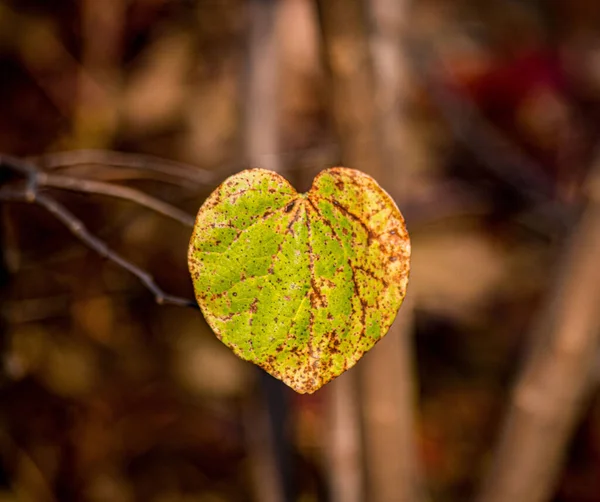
<box><xmin>0</xmin><ymin>186</ymin><xmax>196</xmax><ymax>309</ymax></box>
<box><xmin>360</xmin><ymin>1</ymin><xmax>422</xmax><ymax>501</ymax></box>
<box><xmin>38</xmin><ymin>172</ymin><xmax>195</xmax><ymax>227</ymax></box>
<box><xmin>2</xmin><ymin>155</ymin><xmax>195</xmax><ymax>226</ymax></box>
<box><xmin>0</xmin><ymin>155</ymin><xmax>196</xmax><ymax>308</ymax></box>
<box><xmin>475</xmin><ymin>162</ymin><xmax>600</xmax><ymax>502</ymax></box>
<box><xmin>35</xmin><ymin>149</ymin><xmax>216</xmax><ymax>185</ymax></box>
<box><xmin>245</xmin><ymin>0</ymin><xmax>281</xmax><ymax>173</ymax></box>
<box><xmin>244</xmin><ymin>2</ymin><xmax>290</xmax><ymax>502</ymax></box>
<box><xmin>315</xmin><ymin>0</ymin><xmax>385</xmax><ymax>500</ymax></box>
<box><xmin>35</xmin><ymin>146</ymin><xmax>340</xmax><ymax>187</ymax></box>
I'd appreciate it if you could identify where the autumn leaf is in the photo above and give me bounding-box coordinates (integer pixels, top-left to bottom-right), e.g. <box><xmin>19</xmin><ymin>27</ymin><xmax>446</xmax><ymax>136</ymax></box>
<box><xmin>188</xmin><ymin>168</ymin><xmax>410</xmax><ymax>394</ymax></box>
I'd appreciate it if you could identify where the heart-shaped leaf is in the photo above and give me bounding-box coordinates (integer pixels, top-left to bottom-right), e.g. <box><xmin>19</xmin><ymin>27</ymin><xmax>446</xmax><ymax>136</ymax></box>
<box><xmin>188</xmin><ymin>168</ymin><xmax>410</xmax><ymax>394</ymax></box>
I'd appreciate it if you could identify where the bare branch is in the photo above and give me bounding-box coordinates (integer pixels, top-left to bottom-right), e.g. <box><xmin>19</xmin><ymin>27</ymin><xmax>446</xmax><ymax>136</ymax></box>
<box><xmin>33</xmin><ymin>145</ymin><xmax>343</xmax><ymax>188</ymax></box>
<box><xmin>1</xmin><ymin>154</ymin><xmax>195</xmax><ymax>226</ymax></box>
<box><xmin>34</xmin><ymin>149</ymin><xmax>217</xmax><ymax>186</ymax></box>
<box><xmin>0</xmin><ymin>154</ymin><xmax>197</xmax><ymax>308</ymax></box>
<box><xmin>33</xmin><ymin>163</ymin><xmax>200</xmax><ymax>188</ymax></box>
<box><xmin>0</xmin><ymin>185</ymin><xmax>197</xmax><ymax>309</ymax></box>
<box><xmin>38</xmin><ymin>172</ymin><xmax>195</xmax><ymax>227</ymax></box>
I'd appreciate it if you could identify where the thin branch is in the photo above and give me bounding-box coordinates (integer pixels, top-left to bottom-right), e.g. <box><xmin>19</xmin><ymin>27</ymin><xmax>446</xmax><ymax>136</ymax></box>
<box><xmin>0</xmin><ymin>185</ymin><xmax>197</xmax><ymax>308</ymax></box>
<box><xmin>34</xmin><ymin>149</ymin><xmax>217</xmax><ymax>186</ymax></box>
<box><xmin>1</xmin><ymin>155</ymin><xmax>195</xmax><ymax>226</ymax></box>
<box><xmin>33</xmin><ymin>163</ymin><xmax>199</xmax><ymax>188</ymax></box>
<box><xmin>0</xmin><ymin>154</ymin><xmax>197</xmax><ymax>308</ymax></box>
<box><xmin>38</xmin><ymin>172</ymin><xmax>195</xmax><ymax>227</ymax></box>
<box><xmin>33</xmin><ymin>145</ymin><xmax>342</xmax><ymax>187</ymax></box>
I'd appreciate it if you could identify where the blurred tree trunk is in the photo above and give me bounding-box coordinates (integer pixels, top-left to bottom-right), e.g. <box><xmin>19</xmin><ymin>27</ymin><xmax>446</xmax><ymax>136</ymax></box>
<box><xmin>243</xmin><ymin>3</ymin><xmax>291</xmax><ymax>502</ymax></box>
<box><xmin>476</xmin><ymin>156</ymin><xmax>600</xmax><ymax>502</ymax></box>
<box><xmin>245</xmin><ymin>0</ymin><xmax>281</xmax><ymax>173</ymax></box>
<box><xmin>315</xmin><ymin>0</ymin><xmax>420</xmax><ymax>501</ymax></box>
<box><xmin>323</xmin><ymin>373</ymin><xmax>365</xmax><ymax>502</ymax></box>
<box><xmin>362</xmin><ymin>1</ymin><xmax>421</xmax><ymax>501</ymax></box>
<box><xmin>315</xmin><ymin>1</ymin><xmax>379</xmax><ymax>500</ymax></box>
<box><xmin>315</xmin><ymin>0</ymin><xmax>383</xmax><ymax>175</ymax></box>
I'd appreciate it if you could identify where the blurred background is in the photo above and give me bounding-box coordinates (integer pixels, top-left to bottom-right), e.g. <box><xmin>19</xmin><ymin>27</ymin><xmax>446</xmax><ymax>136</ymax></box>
<box><xmin>1</xmin><ymin>0</ymin><xmax>600</xmax><ymax>501</ymax></box>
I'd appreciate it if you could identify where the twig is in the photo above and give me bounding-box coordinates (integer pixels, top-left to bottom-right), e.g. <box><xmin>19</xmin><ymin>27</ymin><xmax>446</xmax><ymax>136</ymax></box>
<box><xmin>38</xmin><ymin>172</ymin><xmax>195</xmax><ymax>227</ymax></box>
<box><xmin>2</xmin><ymin>155</ymin><xmax>194</xmax><ymax>226</ymax></box>
<box><xmin>34</xmin><ymin>149</ymin><xmax>217</xmax><ymax>186</ymax></box>
<box><xmin>0</xmin><ymin>155</ymin><xmax>197</xmax><ymax>308</ymax></box>
<box><xmin>475</xmin><ymin>152</ymin><xmax>600</xmax><ymax>502</ymax></box>
<box><xmin>0</xmin><ymin>186</ymin><xmax>196</xmax><ymax>308</ymax></box>
<box><xmin>33</xmin><ymin>144</ymin><xmax>343</xmax><ymax>188</ymax></box>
